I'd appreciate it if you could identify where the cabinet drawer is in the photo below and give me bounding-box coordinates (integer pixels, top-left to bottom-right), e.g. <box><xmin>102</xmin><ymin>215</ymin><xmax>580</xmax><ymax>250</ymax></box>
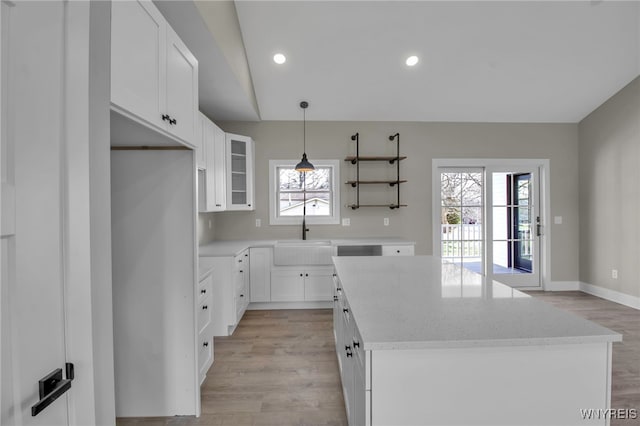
<box><xmin>198</xmin><ymin>296</ymin><xmax>212</xmax><ymax>334</ymax></box>
<box><xmin>382</xmin><ymin>245</ymin><xmax>414</xmax><ymax>256</ymax></box>
<box><xmin>198</xmin><ymin>335</ymin><xmax>213</xmax><ymax>385</ymax></box>
<box><xmin>352</xmin><ymin>322</ymin><xmax>364</xmax><ymax>368</ymax></box>
<box><xmin>234</xmin><ymin>250</ymin><xmax>249</xmax><ymax>271</ymax></box>
<box><xmin>198</xmin><ymin>272</ymin><xmax>213</xmax><ymax>304</ymax></box>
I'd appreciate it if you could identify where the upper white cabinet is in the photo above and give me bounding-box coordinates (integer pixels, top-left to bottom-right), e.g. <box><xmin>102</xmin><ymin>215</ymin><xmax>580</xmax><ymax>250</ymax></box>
<box><xmin>111</xmin><ymin>0</ymin><xmax>198</xmax><ymax>147</ymax></box>
<box><xmin>226</xmin><ymin>133</ymin><xmax>255</xmax><ymax>211</ymax></box>
<box><xmin>194</xmin><ymin>114</ymin><xmax>206</xmax><ymax>170</ymax></box>
<box><xmin>198</xmin><ymin>113</ymin><xmax>227</xmax><ymax>212</ymax></box>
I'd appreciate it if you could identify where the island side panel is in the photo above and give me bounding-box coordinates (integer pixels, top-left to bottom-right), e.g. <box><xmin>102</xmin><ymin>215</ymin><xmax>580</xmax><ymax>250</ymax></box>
<box><xmin>371</xmin><ymin>343</ymin><xmax>611</xmax><ymax>426</ymax></box>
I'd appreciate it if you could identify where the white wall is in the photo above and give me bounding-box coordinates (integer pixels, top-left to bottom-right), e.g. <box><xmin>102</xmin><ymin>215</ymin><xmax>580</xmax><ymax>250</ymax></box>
<box><xmin>578</xmin><ymin>76</ymin><xmax>640</xmax><ymax>299</ymax></box>
<box><xmin>212</xmin><ymin>121</ymin><xmax>580</xmax><ymax>283</ymax></box>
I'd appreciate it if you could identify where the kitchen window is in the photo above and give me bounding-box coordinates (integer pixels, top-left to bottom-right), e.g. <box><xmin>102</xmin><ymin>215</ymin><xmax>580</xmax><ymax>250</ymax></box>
<box><xmin>269</xmin><ymin>159</ymin><xmax>341</xmax><ymax>225</ymax></box>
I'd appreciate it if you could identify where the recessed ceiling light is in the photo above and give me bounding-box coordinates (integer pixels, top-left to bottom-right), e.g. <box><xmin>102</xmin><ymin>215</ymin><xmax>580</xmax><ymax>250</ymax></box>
<box><xmin>273</xmin><ymin>53</ymin><xmax>286</xmax><ymax>65</ymax></box>
<box><xmin>405</xmin><ymin>55</ymin><xmax>419</xmax><ymax>67</ymax></box>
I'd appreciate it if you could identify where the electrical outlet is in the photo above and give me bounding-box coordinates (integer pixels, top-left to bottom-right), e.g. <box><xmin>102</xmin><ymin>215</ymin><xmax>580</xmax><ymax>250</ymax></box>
<box><xmin>256</xmin><ymin>219</ymin><xmax>261</xmax><ymax>227</ymax></box>
<box><xmin>612</xmin><ymin>269</ymin><xmax>618</xmax><ymax>279</ymax></box>
<box><xmin>384</xmin><ymin>218</ymin><xmax>389</xmax><ymax>226</ymax></box>
<box><xmin>342</xmin><ymin>218</ymin><xmax>350</xmax><ymax>226</ymax></box>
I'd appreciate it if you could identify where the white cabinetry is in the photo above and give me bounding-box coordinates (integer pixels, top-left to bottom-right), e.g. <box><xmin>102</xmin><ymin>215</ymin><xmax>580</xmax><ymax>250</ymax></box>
<box><xmin>194</xmin><ymin>114</ymin><xmax>206</xmax><ymax>169</ymax></box>
<box><xmin>334</xmin><ymin>273</ymin><xmax>370</xmax><ymax>426</ymax></box>
<box><xmin>111</xmin><ymin>0</ymin><xmax>198</xmax><ymax>146</ymax></box>
<box><xmin>271</xmin><ymin>267</ymin><xmax>333</xmax><ymax>302</ymax></box>
<box><xmin>226</xmin><ymin>133</ymin><xmax>255</xmax><ymax>210</ymax></box>
<box><xmin>198</xmin><ymin>113</ymin><xmax>227</xmax><ymax>212</ymax></box>
<box><xmin>382</xmin><ymin>244</ymin><xmax>415</xmax><ymax>256</ymax></box>
<box><xmin>197</xmin><ymin>269</ymin><xmax>214</xmax><ymax>385</ymax></box>
<box><xmin>201</xmin><ymin>249</ymin><xmax>250</xmax><ymax>336</ymax></box>
<box><xmin>249</xmin><ymin>248</ymin><xmax>272</xmax><ymax>302</ymax></box>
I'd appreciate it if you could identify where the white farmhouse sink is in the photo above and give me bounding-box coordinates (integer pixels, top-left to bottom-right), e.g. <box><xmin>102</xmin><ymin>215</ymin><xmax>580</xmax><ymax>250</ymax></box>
<box><xmin>273</xmin><ymin>240</ymin><xmax>333</xmax><ymax>265</ymax></box>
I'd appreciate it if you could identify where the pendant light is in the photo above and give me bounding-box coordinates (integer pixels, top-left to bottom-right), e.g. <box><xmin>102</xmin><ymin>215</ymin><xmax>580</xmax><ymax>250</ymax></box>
<box><xmin>295</xmin><ymin>101</ymin><xmax>315</xmax><ymax>172</ymax></box>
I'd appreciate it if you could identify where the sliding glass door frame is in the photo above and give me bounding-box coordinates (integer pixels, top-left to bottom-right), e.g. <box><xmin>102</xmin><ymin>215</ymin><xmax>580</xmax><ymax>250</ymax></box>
<box><xmin>432</xmin><ymin>158</ymin><xmax>551</xmax><ymax>290</ymax></box>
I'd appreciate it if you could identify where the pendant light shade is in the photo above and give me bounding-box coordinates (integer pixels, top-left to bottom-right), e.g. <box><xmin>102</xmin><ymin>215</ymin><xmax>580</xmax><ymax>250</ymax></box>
<box><xmin>295</xmin><ymin>101</ymin><xmax>315</xmax><ymax>172</ymax></box>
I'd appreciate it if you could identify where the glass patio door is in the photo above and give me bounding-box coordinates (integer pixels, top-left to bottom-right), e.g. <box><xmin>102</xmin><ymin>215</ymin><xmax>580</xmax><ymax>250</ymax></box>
<box><xmin>486</xmin><ymin>167</ymin><xmax>540</xmax><ymax>288</ymax></box>
<box><xmin>437</xmin><ymin>165</ymin><xmax>541</xmax><ymax>288</ymax></box>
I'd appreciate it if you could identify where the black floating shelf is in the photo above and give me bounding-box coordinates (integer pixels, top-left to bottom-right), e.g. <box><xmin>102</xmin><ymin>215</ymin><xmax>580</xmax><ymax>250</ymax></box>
<box><xmin>347</xmin><ymin>204</ymin><xmax>408</xmax><ymax>210</ymax></box>
<box><xmin>344</xmin><ymin>156</ymin><xmax>407</xmax><ymax>165</ymax></box>
<box><xmin>345</xmin><ymin>180</ymin><xmax>407</xmax><ymax>188</ymax></box>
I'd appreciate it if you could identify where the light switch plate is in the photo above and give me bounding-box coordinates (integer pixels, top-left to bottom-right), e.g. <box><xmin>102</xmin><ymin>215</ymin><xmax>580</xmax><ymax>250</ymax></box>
<box><xmin>342</xmin><ymin>218</ymin><xmax>350</xmax><ymax>226</ymax></box>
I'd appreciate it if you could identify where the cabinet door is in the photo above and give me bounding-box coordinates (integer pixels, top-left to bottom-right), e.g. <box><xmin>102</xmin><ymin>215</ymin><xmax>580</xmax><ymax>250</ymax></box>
<box><xmin>111</xmin><ymin>0</ymin><xmax>166</xmax><ymax>129</ymax></box>
<box><xmin>211</xmin><ymin>123</ymin><xmax>228</xmax><ymax>210</ymax></box>
<box><xmin>195</xmin><ymin>112</ymin><xmax>206</xmax><ymax>169</ymax></box>
<box><xmin>249</xmin><ymin>248</ymin><xmax>272</xmax><ymax>302</ymax></box>
<box><xmin>165</xmin><ymin>25</ymin><xmax>198</xmax><ymax>146</ymax></box>
<box><xmin>226</xmin><ymin>133</ymin><xmax>254</xmax><ymax>211</ymax></box>
<box><xmin>353</xmin><ymin>360</ymin><xmax>366</xmax><ymax>426</ymax></box>
<box><xmin>304</xmin><ymin>268</ymin><xmax>334</xmax><ymax>301</ymax></box>
<box><xmin>270</xmin><ymin>269</ymin><xmax>304</xmax><ymax>301</ymax></box>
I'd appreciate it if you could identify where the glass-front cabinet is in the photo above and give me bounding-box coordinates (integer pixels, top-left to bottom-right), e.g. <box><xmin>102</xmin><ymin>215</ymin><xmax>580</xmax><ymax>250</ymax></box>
<box><xmin>225</xmin><ymin>133</ymin><xmax>255</xmax><ymax>211</ymax></box>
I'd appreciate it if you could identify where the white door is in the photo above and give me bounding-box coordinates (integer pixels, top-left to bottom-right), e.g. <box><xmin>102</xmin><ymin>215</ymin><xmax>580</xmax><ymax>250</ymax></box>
<box><xmin>486</xmin><ymin>167</ymin><xmax>541</xmax><ymax>288</ymax></box>
<box><xmin>1</xmin><ymin>2</ymin><xmax>79</xmax><ymax>424</ymax></box>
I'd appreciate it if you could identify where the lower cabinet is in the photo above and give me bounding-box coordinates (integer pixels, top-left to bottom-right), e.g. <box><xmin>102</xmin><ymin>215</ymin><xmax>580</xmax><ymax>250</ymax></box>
<box><xmin>249</xmin><ymin>247</ymin><xmax>272</xmax><ymax>302</ymax></box>
<box><xmin>201</xmin><ymin>248</ymin><xmax>250</xmax><ymax>336</ymax></box>
<box><xmin>334</xmin><ymin>273</ymin><xmax>370</xmax><ymax>426</ymax></box>
<box><xmin>197</xmin><ymin>269</ymin><xmax>214</xmax><ymax>385</ymax></box>
<box><xmin>271</xmin><ymin>266</ymin><xmax>333</xmax><ymax>302</ymax></box>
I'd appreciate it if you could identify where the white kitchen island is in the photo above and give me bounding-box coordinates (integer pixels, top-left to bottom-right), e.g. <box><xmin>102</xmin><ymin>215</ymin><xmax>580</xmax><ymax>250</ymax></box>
<box><xmin>332</xmin><ymin>256</ymin><xmax>621</xmax><ymax>426</ymax></box>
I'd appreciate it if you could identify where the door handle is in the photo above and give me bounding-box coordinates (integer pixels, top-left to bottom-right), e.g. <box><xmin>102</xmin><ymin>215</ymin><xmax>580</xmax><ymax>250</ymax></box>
<box><xmin>31</xmin><ymin>363</ymin><xmax>74</xmax><ymax>416</ymax></box>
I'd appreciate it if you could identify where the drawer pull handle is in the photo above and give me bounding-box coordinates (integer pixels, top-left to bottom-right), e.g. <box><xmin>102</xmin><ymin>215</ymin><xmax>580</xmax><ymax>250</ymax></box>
<box><xmin>333</xmin><ymin>296</ymin><xmax>338</xmax><ymax>302</ymax></box>
<box><xmin>203</xmin><ymin>341</ymin><xmax>209</xmax><ymax>347</ymax></box>
<box><xmin>162</xmin><ymin>114</ymin><xmax>170</xmax><ymax>122</ymax></box>
<box><xmin>305</xmin><ymin>273</ymin><xmax>309</xmax><ymax>277</ymax></box>
<box><xmin>240</xmin><ymin>270</ymin><xmax>243</xmax><ymax>273</ymax></box>
<box><xmin>202</xmin><ymin>305</ymin><xmax>208</xmax><ymax>310</ymax></box>
<box><xmin>353</xmin><ymin>340</ymin><xmax>360</xmax><ymax>348</ymax></box>
<box><xmin>240</xmin><ymin>294</ymin><xmax>244</xmax><ymax>298</ymax></box>
<box><xmin>343</xmin><ymin>308</ymin><xmax>349</xmax><ymax>313</ymax></box>
<box><xmin>300</xmin><ymin>273</ymin><xmax>303</xmax><ymax>277</ymax></box>
<box><xmin>345</xmin><ymin>346</ymin><xmax>353</xmax><ymax>357</ymax></box>
<box><xmin>201</xmin><ymin>289</ymin><xmax>206</xmax><ymax>294</ymax></box>
<box><xmin>169</xmin><ymin>117</ymin><xmax>177</xmax><ymax>125</ymax></box>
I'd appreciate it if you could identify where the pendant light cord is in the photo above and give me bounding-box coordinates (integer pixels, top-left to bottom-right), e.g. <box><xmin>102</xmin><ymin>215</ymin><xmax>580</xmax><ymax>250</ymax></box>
<box><xmin>303</xmin><ymin>107</ymin><xmax>306</xmax><ymax>154</ymax></box>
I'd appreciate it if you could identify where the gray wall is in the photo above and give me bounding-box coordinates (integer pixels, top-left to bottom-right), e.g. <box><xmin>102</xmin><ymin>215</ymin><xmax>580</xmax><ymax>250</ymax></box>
<box><xmin>208</xmin><ymin>120</ymin><xmax>579</xmax><ymax>284</ymax></box>
<box><xmin>578</xmin><ymin>76</ymin><xmax>640</xmax><ymax>298</ymax></box>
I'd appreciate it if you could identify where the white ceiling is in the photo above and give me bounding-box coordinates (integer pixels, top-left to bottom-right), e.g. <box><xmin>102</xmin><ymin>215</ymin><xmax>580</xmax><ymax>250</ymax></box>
<box><xmin>164</xmin><ymin>1</ymin><xmax>640</xmax><ymax>123</ymax></box>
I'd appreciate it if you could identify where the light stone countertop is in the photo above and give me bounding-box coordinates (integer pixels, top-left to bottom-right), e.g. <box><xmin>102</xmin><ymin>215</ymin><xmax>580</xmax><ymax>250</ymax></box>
<box><xmin>198</xmin><ymin>237</ymin><xmax>415</xmax><ymax>257</ymax></box>
<box><xmin>333</xmin><ymin>256</ymin><xmax>622</xmax><ymax>350</ymax></box>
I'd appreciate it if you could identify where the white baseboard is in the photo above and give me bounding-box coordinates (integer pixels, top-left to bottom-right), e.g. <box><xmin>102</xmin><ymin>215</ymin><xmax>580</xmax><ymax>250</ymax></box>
<box><xmin>545</xmin><ymin>281</ymin><xmax>580</xmax><ymax>291</ymax></box>
<box><xmin>579</xmin><ymin>282</ymin><xmax>640</xmax><ymax>310</ymax></box>
<box><xmin>248</xmin><ymin>301</ymin><xmax>332</xmax><ymax>310</ymax></box>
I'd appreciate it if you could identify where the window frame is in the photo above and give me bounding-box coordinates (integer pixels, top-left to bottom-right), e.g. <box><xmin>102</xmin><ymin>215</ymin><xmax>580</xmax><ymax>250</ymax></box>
<box><xmin>269</xmin><ymin>159</ymin><xmax>341</xmax><ymax>225</ymax></box>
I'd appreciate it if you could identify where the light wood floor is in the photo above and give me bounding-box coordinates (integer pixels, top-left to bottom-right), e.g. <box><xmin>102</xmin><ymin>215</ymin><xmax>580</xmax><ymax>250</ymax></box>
<box><xmin>117</xmin><ymin>292</ymin><xmax>639</xmax><ymax>426</ymax></box>
<box><xmin>524</xmin><ymin>291</ymin><xmax>639</xmax><ymax>426</ymax></box>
